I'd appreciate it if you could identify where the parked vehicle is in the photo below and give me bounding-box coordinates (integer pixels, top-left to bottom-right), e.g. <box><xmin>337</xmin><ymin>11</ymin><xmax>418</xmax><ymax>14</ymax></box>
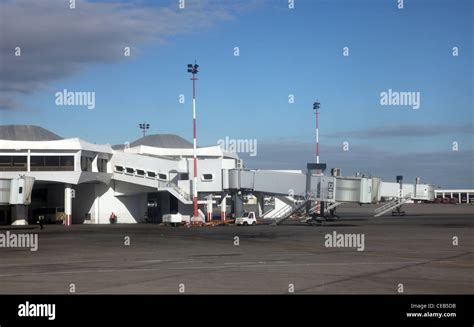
<box><xmin>235</xmin><ymin>211</ymin><xmax>257</xmax><ymax>226</ymax></box>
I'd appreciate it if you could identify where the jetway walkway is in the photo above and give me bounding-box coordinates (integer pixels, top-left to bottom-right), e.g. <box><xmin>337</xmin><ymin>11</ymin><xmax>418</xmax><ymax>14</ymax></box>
<box><xmin>0</xmin><ymin>176</ymin><xmax>35</xmax><ymax>205</ymax></box>
<box><xmin>224</xmin><ymin>168</ymin><xmax>435</xmax><ymax>221</ymax></box>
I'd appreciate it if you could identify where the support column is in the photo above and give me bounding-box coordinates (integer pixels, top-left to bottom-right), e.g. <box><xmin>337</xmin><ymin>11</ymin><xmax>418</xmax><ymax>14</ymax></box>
<box><xmin>64</xmin><ymin>184</ymin><xmax>72</xmax><ymax>226</ymax></box>
<box><xmin>11</xmin><ymin>205</ymin><xmax>28</xmax><ymax>225</ymax></box>
<box><xmin>256</xmin><ymin>193</ymin><xmax>264</xmax><ymax>218</ymax></box>
<box><xmin>220</xmin><ymin>193</ymin><xmax>227</xmax><ymax>221</ymax></box>
<box><xmin>27</xmin><ymin>149</ymin><xmax>31</xmax><ymax>172</ymax></box>
<box><xmin>206</xmin><ymin>194</ymin><xmax>213</xmax><ymax>222</ymax></box>
<box><xmin>468</xmin><ymin>192</ymin><xmax>470</xmax><ymax>204</ymax></box>
<box><xmin>458</xmin><ymin>193</ymin><xmax>461</xmax><ymax>203</ymax></box>
<box><xmin>233</xmin><ymin>192</ymin><xmax>244</xmax><ymax>219</ymax></box>
<box><xmin>305</xmin><ymin>170</ymin><xmax>312</xmax><ymax>214</ymax></box>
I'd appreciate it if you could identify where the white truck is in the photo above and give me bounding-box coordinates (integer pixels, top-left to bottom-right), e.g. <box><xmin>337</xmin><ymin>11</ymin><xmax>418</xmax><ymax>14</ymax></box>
<box><xmin>162</xmin><ymin>213</ymin><xmax>191</xmax><ymax>226</ymax></box>
<box><xmin>235</xmin><ymin>211</ymin><xmax>257</xmax><ymax>226</ymax></box>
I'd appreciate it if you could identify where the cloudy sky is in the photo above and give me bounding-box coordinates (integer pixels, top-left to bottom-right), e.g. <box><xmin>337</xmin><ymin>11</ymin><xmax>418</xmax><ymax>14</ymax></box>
<box><xmin>0</xmin><ymin>0</ymin><xmax>472</xmax><ymax>188</ymax></box>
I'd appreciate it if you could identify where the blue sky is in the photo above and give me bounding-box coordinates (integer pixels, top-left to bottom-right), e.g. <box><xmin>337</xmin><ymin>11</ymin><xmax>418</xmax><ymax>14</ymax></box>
<box><xmin>1</xmin><ymin>0</ymin><xmax>473</xmax><ymax>187</ymax></box>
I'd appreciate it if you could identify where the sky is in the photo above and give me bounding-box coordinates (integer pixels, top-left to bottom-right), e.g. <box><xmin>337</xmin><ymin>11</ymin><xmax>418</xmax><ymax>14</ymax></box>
<box><xmin>0</xmin><ymin>0</ymin><xmax>473</xmax><ymax>188</ymax></box>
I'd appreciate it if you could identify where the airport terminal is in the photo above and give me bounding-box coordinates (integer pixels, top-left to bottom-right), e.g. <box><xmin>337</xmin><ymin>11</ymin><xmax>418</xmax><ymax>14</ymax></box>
<box><xmin>1</xmin><ymin>124</ymin><xmax>463</xmax><ymax>227</ymax></box>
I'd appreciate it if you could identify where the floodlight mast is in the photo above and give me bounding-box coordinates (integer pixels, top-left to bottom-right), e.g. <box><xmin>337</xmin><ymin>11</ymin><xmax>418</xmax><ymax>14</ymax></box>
<box><xmin>313</xmin><ymin>101</ymin><xmax>321</xmax><ymax>165</ymax></box>
<box><xmin>139</xmin><ymin>123</ymin><xmax>150</xmax><ymax>137</ymax></box>
<box><xmin>187</xmin><ymin>63</ymin><xmax>199</xmax><ymax>221</ymax></box>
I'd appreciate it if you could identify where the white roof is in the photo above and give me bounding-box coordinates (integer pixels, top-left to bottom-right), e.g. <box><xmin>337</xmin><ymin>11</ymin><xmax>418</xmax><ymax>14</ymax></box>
<box><xmin>0</xmin><ymin>138</ymin><xmax>113</xmax><ymax>154</ymax></box>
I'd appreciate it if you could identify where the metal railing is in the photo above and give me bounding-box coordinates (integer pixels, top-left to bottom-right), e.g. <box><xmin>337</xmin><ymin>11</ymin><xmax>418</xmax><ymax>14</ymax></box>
<box><xmin>166</xmin><ymin>182</ymin><xmax>191</xmax><ymax>201</ymax></box>
<box><xmin>374</xmin><ymin>193</ymin><xmax>412</xmax><ymax>217</ymax></box>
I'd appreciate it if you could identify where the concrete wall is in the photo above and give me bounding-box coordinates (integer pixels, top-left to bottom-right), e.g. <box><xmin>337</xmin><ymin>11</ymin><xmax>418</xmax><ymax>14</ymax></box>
<box><xmin>73</xmin><ymin>183</ymin><xmax>98</xmax><ymax>224</ymax></box>
<box><xmin>93</xmin><ymin>183</ymin><xmax>147</xmax><ymax>224</ymax></box>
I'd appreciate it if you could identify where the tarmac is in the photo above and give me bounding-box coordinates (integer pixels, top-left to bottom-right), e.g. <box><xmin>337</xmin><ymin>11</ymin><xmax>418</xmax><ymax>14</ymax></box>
<box><xmin>0</xmin><ymin>203</ymin><xmax>472</xmax><ymax>294</ymax></box>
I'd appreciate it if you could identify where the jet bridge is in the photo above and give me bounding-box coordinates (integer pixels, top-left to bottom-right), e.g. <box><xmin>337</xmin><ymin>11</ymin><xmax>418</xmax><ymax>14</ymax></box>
<box><xmin>0</xmin><ymin>176</ymin><xmax>35</xmax><ymax>205</ymax></box>
<box><xmin>222</xmin><ymin>168</ymin><xmax>435</xmax><ymax>220</ymax></box>
<box><xmin>0</xmin><ymin>176</ymin><xmax>35</xmax><ymax>225</ymax></box>
<box><xmin>222</xmin><ymin>169</ymin><xmax>382</xmax><ymax>203</ymax></box>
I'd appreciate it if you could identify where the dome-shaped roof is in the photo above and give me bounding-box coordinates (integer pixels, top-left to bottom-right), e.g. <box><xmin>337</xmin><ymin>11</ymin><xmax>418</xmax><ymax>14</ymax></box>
<box><xmin>113</xmin><ymin>134</ymin><xmax>193</xmax><ymax>150</ymax></box>
<box><xmin>0</xmin><ymin>125</ymin><xmax>63</xmax><ymax>141</ymax></box>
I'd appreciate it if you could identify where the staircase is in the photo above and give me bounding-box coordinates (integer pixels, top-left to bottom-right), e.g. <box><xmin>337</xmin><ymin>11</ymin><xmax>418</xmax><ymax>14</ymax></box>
<box><xmin>308</xmin><ymin>201</ymin><xmax>344</xmax><ymax>215</ymax></box>
<box><xmin>163</xmin><ymin>183</ymin><xmax>192</xmax><ymax>204</ymax></box>
<box><xmin>272</xmin><ymin>200</ymin><xmax>310</xmax><ymax>225</ymax></box>
<box><xmin>325</xmin><ymin>201</ymin><xmax>344</xmax><ymax>213</ymax></box>
<box><xmin>374</xmin><ymin>193</ymin><xmax>412</xmax><ymax>217</ymax></box>
<box><xmin>262</xmin><ymin>196</ymin><xmax>297</xmax><ymax>219</ymax></box>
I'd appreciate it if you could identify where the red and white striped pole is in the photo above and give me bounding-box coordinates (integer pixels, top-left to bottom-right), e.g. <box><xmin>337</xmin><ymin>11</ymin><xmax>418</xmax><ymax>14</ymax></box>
<box><xmin>192</xmin><ymin>73</ymin><xmax>198</xmax><ymax>219</ymax></box>
<box><xmin>64</xmin><ymin>184</ymin><xmax>72</xmax><ymax>226</ymax></box>
<box><xmin>316</xmin><ymin>108</ymin><xmax>320</xmax><ymax>164</ymax></box>
<box><xmin>313</xmin><ymin>101</ymin><xmax>321</xmax><ymax>214</ymax></box>
<box><xmin>188</xmin><ymin>64</ymin><xmax>199</xmax><ymax>221</ymax></box>
<box><xmin>313</xmin><ymin>101</ymin><xmax>321</xmax><ymax>169</ymax></box>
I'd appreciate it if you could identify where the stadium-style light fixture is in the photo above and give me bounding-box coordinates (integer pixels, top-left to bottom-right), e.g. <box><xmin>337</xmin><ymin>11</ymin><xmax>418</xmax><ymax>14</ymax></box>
<box><xmin>139</xmin><ymin>123</ymin><xmax>150</xmax><ymax>137</ymax></box>
<box><xmin>187</xmin><ymin>63</ymin><xmax>199</xmax><ymax>74</ymax></box>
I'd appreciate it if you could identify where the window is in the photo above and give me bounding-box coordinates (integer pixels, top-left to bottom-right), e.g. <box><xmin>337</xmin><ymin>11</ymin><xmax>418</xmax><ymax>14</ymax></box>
<box><xmin>136</xmin><ymin>169</ymin><xmax>145</xmax><ymax>176</ymax></box>
<box><xmin>30</xmin><ymin>156</ymin><xmax>44</xmax><ymax>168</ymax></box>
<box><xmin>45</xmin><ymin>156</ymin><xmax>60</xmax><ymax>167</ymax></box>
<box><xmin>0</xmin><ymin>156</ymin><xmax>27</xmax><ymax>171</ymax></box>
<box><xmin>125</xmin><ymin>167</ymin><xmax>135</xmax><ymax>174</ymax></box>
<box><xmin>147</xmin><ymin>171</ymin><xmax>156</xmax><ymax>179</ymax></box>
<box><xmin>201</xmin><ymin>173</ymin><xmax>214</xmax><ymax>182</ymax></box>
<box><xmin>158</xmin><ymin>173</ymin><xmax>167</xmax><ymax>181</ymax></box>
<box><xmin>60</xmin><ymin>156</ymin><xmax>74</xmax><ymax>167</ymax></box>
<box><xmin>114</xmin><ymin>166</ymin><xmax>124</xmax><ymax>173</ymax></box>
<box><xmin>30</xmin><ymin>156</ymin><xmax>74</xmax><ymax>171</ymax></box>
<box><xmin>180</xmin><ymin>173</ymin><xmax>189</xmax><ymax>180</ymax></box>
<box><xmin>13</xmin><ymin>156</ymin><xmax>27</xmax><ymax>168</ymax></box>
<box><xmin>0</xmin><ymin>156</ymin><xmax>11</xmax><ymax>166</ymax></box>
<box><xmin>80</xmin><ymin>156</ymin><xmax>93</xmax><ymax>172</ymax></box>
<box><xmin>98</xmin><ymin>158</ymin><xmax>108</xmax><ymax>173</ymax></box>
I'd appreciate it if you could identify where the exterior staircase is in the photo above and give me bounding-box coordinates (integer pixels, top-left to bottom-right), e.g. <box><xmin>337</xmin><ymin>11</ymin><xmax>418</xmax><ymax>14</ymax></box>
<box><xmin>374</xmin><ymin>193</ymin><xmax>412</xmax><ymax>217</ymax></box>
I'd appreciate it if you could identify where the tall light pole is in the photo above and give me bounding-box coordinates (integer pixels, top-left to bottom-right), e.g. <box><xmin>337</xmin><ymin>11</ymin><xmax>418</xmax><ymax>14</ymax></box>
<box><xmin>139</xmin><ymin>123</ymin><xmax>150</xmax><ymax>137</ymax></box>
<box><xmin>313</xmin><ymin>101</ymin><xmax>322</xmax><ymax>216</ymax></box>
<box><xmin>313</xmin><ymin>101</ymin><xmax>321</xmax><ymax>164</ymax></box>
<box><xmin>187</xmin><ymin>63</ymin><xmax>199</xmax><ymax>220</ymax></box>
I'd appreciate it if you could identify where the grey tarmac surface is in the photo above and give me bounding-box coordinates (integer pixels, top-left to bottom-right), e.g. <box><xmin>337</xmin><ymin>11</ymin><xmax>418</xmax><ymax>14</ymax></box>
<box><xmin>0</xmin><ymin>204</ymin><xmax>472</xmax><ymax>294</ymax></box>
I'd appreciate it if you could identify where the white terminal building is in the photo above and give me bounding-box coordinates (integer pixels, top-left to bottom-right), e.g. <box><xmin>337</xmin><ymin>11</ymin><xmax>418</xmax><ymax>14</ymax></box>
<box><xmin>0</xmin><ymin>125</ymin><xmax>439</xmax><ymax>225</ymax></box>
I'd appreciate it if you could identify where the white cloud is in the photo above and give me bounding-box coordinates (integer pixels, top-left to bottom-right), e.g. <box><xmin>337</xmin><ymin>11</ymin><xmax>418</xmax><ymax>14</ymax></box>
<box><xmin>0</xmin><ymin>0</ymin><xmax>258</xmax><ymax>110</ymax></box>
